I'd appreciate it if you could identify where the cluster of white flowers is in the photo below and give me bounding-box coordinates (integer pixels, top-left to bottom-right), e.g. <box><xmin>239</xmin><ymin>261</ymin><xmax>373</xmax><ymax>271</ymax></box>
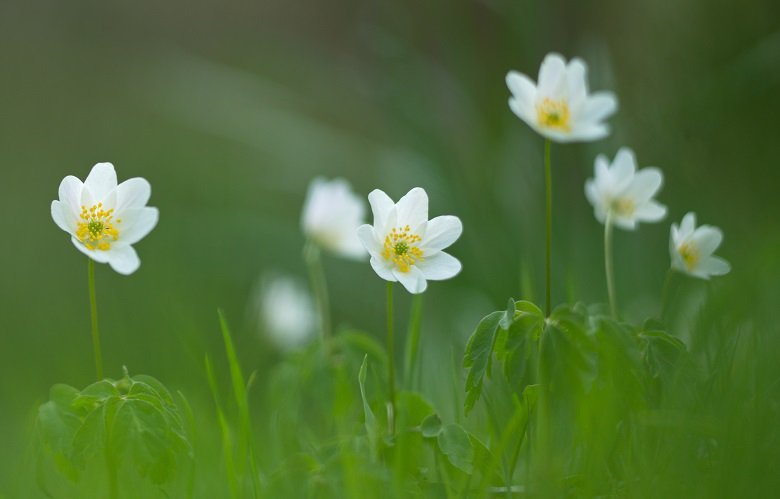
<box><xmin>507</xmin><ymin>53</ymin><xmax>729</xmax><ymax>280</ymax></box>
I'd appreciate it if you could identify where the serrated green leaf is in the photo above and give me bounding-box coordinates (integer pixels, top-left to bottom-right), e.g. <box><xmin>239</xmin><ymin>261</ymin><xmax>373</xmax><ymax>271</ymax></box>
<box><xmin>463</xmin><ymin>311</ymin><xmax>504</xmax><ymax>415</ymax></box>
<box><xmin>437</xmin><ymin>424</ymin><xmax>474</xmax><ymax>474</ymax></box>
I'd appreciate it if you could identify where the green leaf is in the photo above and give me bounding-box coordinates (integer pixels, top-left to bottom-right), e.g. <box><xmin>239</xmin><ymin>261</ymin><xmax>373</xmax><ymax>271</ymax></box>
<box><xmin>463</xmin><ymin>311</ymin><xmax>504</xmax><ymax>415</ymax></box>
<box><xmin>358</xmin><ymin>355</ymin><xmax>380</xmax><ymax>456</ymax></box>
<box><xmin>503</xmin><ymin>301</ymin><xmax>545</xmax><ymax>391</ymax></box>
<box><xmin>499</xmin><ymin>298</ymin><xmax>516</xmax><ymax>330</ymax></box>
<box><xmin>420</xmin><ymin>414</ymin><xmax>442</xmax><ymax>438</ymax></box>
<box><xmin>437</xmin><ymin>424</ymin><xmax>474</xmax><ymax>474</ymax></box>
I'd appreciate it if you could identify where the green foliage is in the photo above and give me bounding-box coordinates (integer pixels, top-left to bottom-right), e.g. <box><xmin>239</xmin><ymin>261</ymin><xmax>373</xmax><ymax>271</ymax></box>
<box><xmin>35</xmin><ymin>369</ymin><xmax>192</xmax><ymax>497</ymax></box>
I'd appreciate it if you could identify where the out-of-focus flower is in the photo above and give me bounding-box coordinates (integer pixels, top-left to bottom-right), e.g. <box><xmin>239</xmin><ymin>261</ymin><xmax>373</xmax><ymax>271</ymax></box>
<box><xmin>585</xmin><ymin>147</ymin><xmax>667</xmax><ymax>230</ymax></box>
<box><xmin>255</xmin><ymin>274</ymin><xmax>315</xmax><ymax>351</ymax></box>
<box><xmin>506</xmin><ymin>53</ymin><xmax>618</xmax><ymax>142</ymax></box>
<box><xmin>357</xmin><ymin>187</ymin><xmax>462</xmax><ymax>294</ymax></box>
<box><xmin>670</xmin><ymin>212</ymin><xmax>731</xmax><ymax>279</ymax></box>
<box><xmin>301</xmin><ymin>177</ymin><xmax>366</xmax><ymax>259</ymax></box>
<box><xmin>51</xmin><ymin>162</ymin><xmax>158</xmax><ymax>275</ymax></box>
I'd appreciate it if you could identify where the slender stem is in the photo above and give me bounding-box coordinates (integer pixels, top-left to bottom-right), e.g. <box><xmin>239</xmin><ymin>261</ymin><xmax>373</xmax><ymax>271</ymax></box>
<box><xmin>604</xmin><ymin>211</ymin><xmax>618</xmax><ymax>319</ymax></box>
<box><xmin>386</xmin><ymin>281</ymin><xmax>396</xmax><ymax>436</ymax></box>
<box><xmin>402</xmin><ymin>294</ymin><xmax>423</xmax><ymax>390</ymax></box>
<box><xmin>304</xmin><ymin>242</ymin><xmax>332</xmax><ymax>347</ymax></box>
<box><xmin>87</xmin><ymin>259</ymin><xmax>104</xmax><ymax>380</ymax></box>
<box><xmin>543</xmin><ymin>139</ymin><xmax>553</xmax><ymax>317</ymax></box>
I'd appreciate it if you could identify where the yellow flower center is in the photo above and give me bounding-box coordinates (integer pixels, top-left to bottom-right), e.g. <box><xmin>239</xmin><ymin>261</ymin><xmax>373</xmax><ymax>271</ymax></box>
<box><xmin>678</xmin><ymin>243</ymin><xmax>699</xmax><ymax>271</ymax></box>
<box><xmin>536</xmin><ymin>98</ymin><xmax>571</xmax><ymax>132</ymax></box>
<box><xmin>382</xmin><ymin>225</ymin><xmax>424</xmax><ymax>273</ymax></box>
<box><xmin>76</xmin><ymin>203</ymin><xmax>120</xmax><ymax>251</ymax></box>
<box><xmin>612</xmin><ymin>198</ymin><xmax>635</xmax><ymax>217</ymax></box>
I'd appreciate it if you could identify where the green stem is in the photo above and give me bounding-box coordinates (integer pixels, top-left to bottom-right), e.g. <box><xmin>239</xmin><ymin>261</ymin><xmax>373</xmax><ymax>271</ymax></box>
<box><xmin>304</xmin><ymin>242</ymin><xmax>332</xmax><ymax>347</ymax></box>
<box><xmin>402</xmin><ymin>294</ymin><xmax>424</xmax><ymax>390</ymax></box>
<box><xmin>87</xmin><ymin>258</ymin><xmax>104</xmax><ymax>380</ymax></box>
<box><xmin>604</xmin><ymin>211</ymin><xmax>618</xmax><ymax>319</ymax></box>
<box><xmin>386</xmin><ymin>281</ymin><xmax>396</xmax><ymax>437</ymax></box>
<box><xmin>544</xmin><ymin>139</ymin><xmax>553</xmax><ymax>317</ymax></box>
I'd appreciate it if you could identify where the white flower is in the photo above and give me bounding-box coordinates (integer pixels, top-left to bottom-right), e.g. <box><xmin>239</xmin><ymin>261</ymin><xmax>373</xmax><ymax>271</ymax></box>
<box><xmin>585</xmin><ymin>147</ymin><xmax>667</xmax><ymax>230</ymax></box>
<box><xmin>301</xmin><ymin>177</ymin><xmax>366</xmax><ymax>259</ymax></box>
<box><xmin>51</xmin><ymin>162</ymin><xmax>158</xmax><ymax>275</ymax></box>
<box><xmin>506</xmin><ymin>53</ymin><xmax>618</xmax><ymax>142</ymax></box>
<box><xmin>670</xmin><ymin>212</ymin><xmax>731</xmax><ymax>279</ymax></box>
<box><xmin>255</xmin><ymin>274</ymin><xmax>315</xmax><ymax>351</ymax></box>
<box><xmin>357</xmin><ymin>187</ymin><xmax>462</xmax><ymax>294</ymax></box>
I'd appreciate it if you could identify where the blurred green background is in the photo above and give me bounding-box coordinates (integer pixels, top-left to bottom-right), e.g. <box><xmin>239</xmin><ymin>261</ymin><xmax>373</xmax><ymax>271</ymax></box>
<box><xmin>1</xmin><ymin>0</ymin><xmax>779</xmax><ymax>494</ymax></box>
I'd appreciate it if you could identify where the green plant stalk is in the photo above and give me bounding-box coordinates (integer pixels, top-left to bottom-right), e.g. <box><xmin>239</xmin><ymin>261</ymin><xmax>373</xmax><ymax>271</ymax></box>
<box><xmin>205</xmin><ymin>355</ymin><xmax>239</xmax><ymax>499</ymax></box>
<box><xmin>402</xmin><ymin>294</ymin><xmax>423</xmax><ymax>390</ymax></box>
<box><xmin>386</xmin><ymin>281</ymin><xmax>396</xmax><ymax>436</ymax></box>
<box><xmin>604</xmin><ymin>210</ymin><xmax>618</xmax><ymax>319</ymax></box>
<box><xmin>304</xmin><ymin>242</ymin><xmax>332</xmax><ymax>347</ymax></box>
<box><xmin>544</xmin><ymin>139</ymin><xmax>553</xmax><ymax>317</ymax></box>
<box><xmin>87</xmin><ymin>258</ymin><xmax>104</xmax><ymax>380</ymax></box>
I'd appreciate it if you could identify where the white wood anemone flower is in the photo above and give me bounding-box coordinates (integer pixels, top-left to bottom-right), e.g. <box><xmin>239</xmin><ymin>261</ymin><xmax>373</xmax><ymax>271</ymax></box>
<box><xmin>585</xmin><ymin>147</ymin><xmax>667</xmax><ymax>230</ymax></box>
<box><xmin>506</xmin><ymin>53</ymin><xmax>618</xmax><ymax>142</ymax></box>
<box><xmin>357</xmin><ymin>187</ymin><xmax>462</xmax><ymax>294</ymax></box>
<box><xmin>670</xmin><ymin>212</ymin><xmax>731</xmax><ymax>280</ymax></box>
<box><xmin>51</xmin><ymin>162</ymin><xmax>159</xmax><ymax>275</ymax></box>
<box><xmin>301</xmin><ymin>177</ymin><xmax>366</xmax><ymax>259</ymax></box>
<box><xmin>256</xmin><ymin>273</ymin><xmax>315</xmax><ymax>351</ymax></box>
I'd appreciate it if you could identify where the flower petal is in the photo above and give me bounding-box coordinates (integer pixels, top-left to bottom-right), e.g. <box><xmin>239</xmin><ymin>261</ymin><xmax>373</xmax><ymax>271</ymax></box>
<box><xmin>392</xmin><ymin>267</ymin><xmax>427</xmax><ymax>294</ymax></box>
<box><xmin>417</xmin><ymin>252</ymin><xmax>461</xmax><ymax>281</ymax></box>
<box><xmin>70</xmin><ymin>237</ymin><xmax>111</xmax><ymax>263</ymax></box>
<box><xmin>58</xmin><ymin>175</ymin><xmax>83</xmax><ymax>220</ymax></box>
<box><xmin>118</xmin><ymin>207</ymin><xmax>159</xmax><ymax>245</ymax></box>
<box><xmin>370</xmin><ymin>256</ymin><xmax>396</xmax><ymax>282</ymax></box>
<box><xmin>357</xmin><ymin>224</ymin><xmax>381</xmax><ymax>255</ymax></box>
<box><xmin>567</xmin><ymin>123</ymin><xmax>610</xmax><ymax>142</ymax></box>
<box><xmin>634</xmin><ymin>200</ymin><xmax>667</xmax><ymax>222</ymax></box>
<box><xmin>83</xmin><ymin>163</ymin><xmax>118</xmax><ymax>203</ymax></box>
<box><xmin>51</xmin><ymin>200</ymin><xmax>75</xmax><ymax>233</ymax></box>
<box><xmin>537</xmin><ymin>53</ymin><xmax>567</xmax><ymax>98</ymax></box>
<box><xmin>625</xmin><ymin>168</ymin><xmax>663</xmax><ymax>203</ymax></box>
<box><xmin>566</xmin><ymin>57</ymin><xmax>588</xmax><ymax>108</ymax></box>
<box><xmin>422</xmin><ymin>215</ymin><xmax>462</xmax><ymax>253</ymax></box>
<box><xmin>107</xmin><ymin>245</ymin><xmax>141</xmax><ymax>275</ymax></box>
<box><xmin>690</xmin><ymin>226</ymin><xmax>723</xmax><ymax>258</ymax></box>
<box><xmin>368</xmin><ymin>189</ymin><xmax>395</xmax><ymax>234</ymax></box>
<box><xmin>506</xmin><ymin>71</ymin><xmax>537</xmax><ymax>120</ymax></box>
<box><xmin>698</xmin><ymin>256</ymin><xmax>731</xmax><ymax>277</ymax></box>
<box><xmin>679</xmin><ymin>213</ymin><xmax>697</xmax><ymax>240</ymax></box>
<box><xmin>116</xmin><ymin>177</ymin><xmax>151</xmax><ymax>212</ymax></box>
<box><xmin>578</xmin><ymin>92</ymin><xmax>618</xmax><ymax>124</ymax></box>
<box><xmin>395</xmin><ymin>187</ymin><xmax>428</xmax><ymax>230</ymax></box>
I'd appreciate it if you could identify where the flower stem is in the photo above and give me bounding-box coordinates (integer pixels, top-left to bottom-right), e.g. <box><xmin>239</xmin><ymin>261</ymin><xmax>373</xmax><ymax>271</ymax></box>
<box><xmin>544</xmin><ymin>139</ymin><xmax>553</xmax><ymax>317</ymax></box>
<box><xmin>386</xmin><ymin>281</ymin><xmax>396</xmax><ymax>437</ymax></box>
<box><xmin>304</xmin><ymin>242</ymin><xmax>332</xmax><ymax>348</ymax></box>
<box><xmin>604</xmin><ymin>211</ymin><xmax>618</xmax><ymax>319</ymax></box>
<box><xmin>403</xmin><ymin>294</ymin><xmax>424</xmax><ymax>390</ymax></box>
<box><xmin>87</xmin><ymin>258</ymin><xmax>104</xmax><ymax>380</ymax></box>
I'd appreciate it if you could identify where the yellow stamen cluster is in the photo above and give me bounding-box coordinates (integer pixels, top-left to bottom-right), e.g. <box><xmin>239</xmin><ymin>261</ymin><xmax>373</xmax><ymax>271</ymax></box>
<box><xmin>536</xmin><ymin>98</ymin><xmax>571</xmax><ymax>132</ymax></box>
<box><xmin>678</xmin><ymin>243</ymin><xmax>699</xmax><ymax>271</ymax></box>
<box><xmin>76</xmin><ymin>203</ymin><xmax>120</xmax><ymax>251</ymax></box>
<box><xmin>612</xmin><ymin>198</ymin><xmax>635</xmax><ymax>217</ymax></box>
<box><xmin>382</xmin><ymin>225</ymin><xmax>424</xmax><ymax>273</ymax></box>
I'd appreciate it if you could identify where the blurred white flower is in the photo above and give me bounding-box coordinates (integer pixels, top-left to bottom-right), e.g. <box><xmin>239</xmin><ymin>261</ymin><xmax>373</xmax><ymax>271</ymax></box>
<box><xmin>256</xmin><ymin>274</ymin><xmax>315</xmax><ymax>351</ymax></box>
<box><xmin>670</xmin><ymin>213</ymin><xmax>731</xmax><ymax>279</ymax></box>
<box><xmin>357</xmin><ymin>187</ymin><xmax>462</xmax><ymax>294</ymax></box>
<box><xmin>51</xmin><ymin>162</ymin><xmax>158</xmax><ymax>275</ymax></box>
<box><xmin>506</xmin><ymin>53</ymin><xmax>618</xmax><ymax>142</ymax></box>
<box><xmin>585</xmin><ymin>147</ymin><xmax>667</xmax><ymax>230</ymax></box>
<box><xmin>301</xmin><ymin>177</ymin><xmax>366</xmax><ymax>259</ymax></box>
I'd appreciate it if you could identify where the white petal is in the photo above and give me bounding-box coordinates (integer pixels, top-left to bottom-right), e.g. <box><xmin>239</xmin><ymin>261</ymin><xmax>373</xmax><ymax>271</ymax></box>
<box><xmin>70</xmin><ymin>236</ymin><xmax>111</xmax><ymax>263</ymax></box>
<box><xmin>116</xmin><ymin>177</ymin><xmax>151</xmax><ymax>212</ymax></box>
<box><xmin>567</xmin><ymin>123</ymin><xmax>610</xmax><ymax>142</ymax></box>
<box><xmin>118</xmin><ymin>207</ymin><xmax>158</xmax><ymax>245</ymax></box>
<box><xmin>395</xmin><ymin>187</ymin><xmax>428</xmax><ymax>229</ymax></box>
<box><xmin>370</xmin><ymin>256</ymin><xmax>396</xmax><ymax>282</ymax></box>
<box><xmin>584</xmin><ymin>179</ymin><xmax>600</xmax><ymax>209</ymax></box>
<box><xmin>422</xmin><ymin>215</ymin><xmax>462</xmax><ymax>253</ymax></box>
<box><xmin>578</xmin><ymin>92</ymin><xmax>618</xmax><ymax>123</ymax></box>
<box><xmin>83</xmin><ymin>163</ymin><xmax>117</xmax><ymax>203</ymax></box>
<box><xmin>625</xmin><ymin>168</ymin><xmax>663</xmax><ymax>203</ymax></box>
<box><xmin>51</xmin><ymin>200</ymin><xmax>75</xmax><ymax>233</ymax></box>
<box><xmin>392</xmin><ymin>267</ymin><xmax>427</xmax><ymax>294</ymax></box>
<box><xmin>57</xmin><ymin>175</ymin><xmax>83</xmax><ymax>220</ymax></box>
<box><xmin>690</xmin><ymin>226</ymin><xmax>723</xmax><ymax>257</ymax></box>
<box><xmin>417</xmin><ymin>252</ymin><xmax>461</xmax><ymax>281</ymax></box>
<box><xmin>634</xmin><ymin>200</ymin><xmax>667</xmax><ymax>222</ymax></box>
<box><xmin>368</xmin><ymin>189</ymin><xmax>395</xmax><ymax>234</ymax></box>
<box><xmin>613</xmin><ymin>148</ymin><xmax>637</xmax><ymax>182</ymax></box>
<box><xmin>679</xmin><ymin>213</ymin><xmax>697</xmax><ymax>240</ymax></box>
<box><xmin>357</xmin><ymin>224</ymin><xmax>381</xmax><ymax>254</ymax></box>
<box><xmin>508</xmin><ymin>97</ymin><xmax>536</xmax><ymax>126</ymax></box>
<box><xmin>506</xmin><ymin>71</ymin><xmax>537</xmax><ymax>120</ymax></box>
<box><xmin>566</xmin><ymin>58</ymin><xmax>588</xmax><ymax>108</ymax></box>
<box><xmin>537</xmin><ymin>53</ymin><xmax>567</xmax><ymax>98</ymax></box>
<box><xmin>698</xmin><ymin>256</ymin><xmax>731</xmax><ymax>277</ymax></box>
<box><xmin>107</xmin><ymin>245</ymin><xmax>141</xmax><ymax>275</ymax></box>
<box><xmin>613</xmin><ymin>215</ymin><xmax>638</xmax><ymax>231</ymax></box>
